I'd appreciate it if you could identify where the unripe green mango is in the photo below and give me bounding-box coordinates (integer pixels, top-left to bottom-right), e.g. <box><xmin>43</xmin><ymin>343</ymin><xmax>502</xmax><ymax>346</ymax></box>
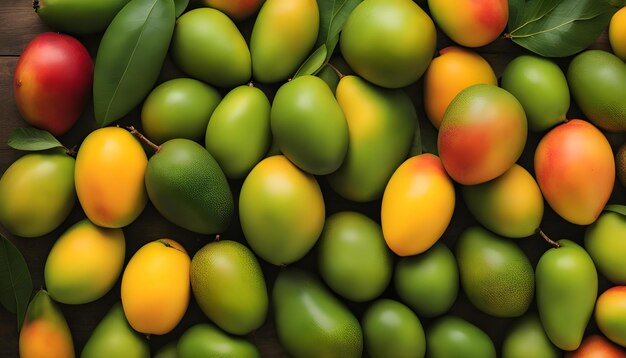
<box><xmin>154</xmin><ymin>343</ymin><xmax>177</xmax><ymax>358</ymax></box>
<box><xmin>328</xmin><ymin>75</ymin><xmax>416</xmax><ymax>202</ymax></box>
<box><xmin>273</xmin><ymin>268</ymin><xmax>363</xmax><ymax>358</ymax></box>
<box><xmin>502</xmin><ymin>314</ymin><xmax>560</xmax><ymax>358</ymax></box>
<box><xmin>177</xmin><ymin>324</ymin><xmax>260</xmax><ymax>358</ymax></box>
<box><xmin>0</xmin><ymin>150</ymin><xmax>75</xmax><ymax>238</ymax></box>
<box><xmin>35</xmin><ymin>0</ymin><xmax>129</xmax><ymax>35</ymax></box>
<box><xmin>271</xmin><ymin>75</ymin><xmax>348</xmax><ymax>175</ymax></box>
<box><xmin>585</xmin><ymin>210</ymin><xmax>626</xmax><ymax>284</ymax></box>
<box><xmin>250</xmin><ymin>0</ymin><xmax>319</xmax><ymax>83</ymax></box>
<box><xmin>536</xmin><ymin>239</ymin><xmax>598</xmax><ymax>351</ymax></box>
<box><xmin>205</xmin><ymin>85</ymin><xmax>271</xmax><ymax>179</ymax></box>
<box><xmin>426</xmin><ymin>316</ymin><xmax>496</xmax><ymax>358</ymax></box>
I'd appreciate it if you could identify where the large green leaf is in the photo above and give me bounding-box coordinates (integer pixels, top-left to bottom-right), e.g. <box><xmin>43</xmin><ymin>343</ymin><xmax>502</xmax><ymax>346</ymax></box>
<box><xmin>93</xmin><ymin>0</ymin><xmax>175</xmax><ymax>127</ymax></box>
<box><xmin>7</xmin><ymin>128</ymin><xmax>64</xmax><ymax>152</ymax></box>
<box><xmin>0</xmin><ymin>235</ymin><xmax>33</xmax><ymax>331</ymax></box>
<box><xmin>604</xmin><ymin>204</ymin><xmax>626</xmax><ymax>216</ymax></box>
<box><xmin>294</xmin><ymin>45</ymin><xmax>328</xmax><ymax>78</ymax></box>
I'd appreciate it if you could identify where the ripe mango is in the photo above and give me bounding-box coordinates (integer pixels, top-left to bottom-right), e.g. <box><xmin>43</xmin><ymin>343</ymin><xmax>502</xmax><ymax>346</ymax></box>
<box><xmin>75</xmin><ymin>127</ymin><xmax>147</xmax><ymax>228</ymax></box>
<box><xmin>177</xmin><ymin>323</ymin><xmax>260</xmax><ymax>358</ymax></box>
<box><xmin>568</xmin><ymin>335</ymin><xmax>626</xmax><ymax>358</ymax></box>
<box><xmin>595</xmin><ymin>286</ymin><xmax>626</xmax><ymax>347</ymax></box>
<box><xmin>585</xmin><ymin>211</ymin><xmax>626</xmax><ymax>284</ymax></box>
<box><xmin>328</xmin><ymin>75</ymin><xmax>416</xmax><ymax>202</ymax></box>
<box><xmin>427</xmin><ymin>316</ymin><xmax>496</xmax><ymax>358</ymax></box>
<box><xmin>35</xmin><ymin>0</ymin><xmax>129</xmax><ymax>35</ymax></box>
<box><xmin>610</xmin><ymin>7</ymin><xmax>626</xmax><ymax>61</ymax></box>
<box><xmin>502</xmin><ymin>314</ymin><xmax>559</xmax><ymax>358</ymax></box>
<box><xmin>45</xmin><ymin>219</ymin><xmax>125</xmax><ymax>305</ymax></box>
<box><xmin>202</xmin><ymin>0</ymin><xmax>264</xmax><ymax>21</ymax></box>
<box><xmin>250</xmin><ymin>0</ymin><xmax>319</xmax><ymax>83</ymax></box>
<box><xmin>340</xmin><ymin>0</ymin><xmax>436</xmax><ymax>88</ymax></box>
<box><xmin>0</xmin><ymin>150</ymin><xmax>75</xmax><ymax>238</ymax></box>
<box><xmin>381</xmin><ymin>154</ymin><xmax>455</xmax><ymax>256</ymax></box>
<box><xmin>239</xmin><ymin>155</ymin><xmax>324</xmax><ymax>265</ymax></box>
<box><xmin>534</xmin><ymin>119</ymin><xmax>615</xmax><ymax>225</ymax></box>
<box><xmin>438</xmin><ymin>84</ymin><xmax>527</xmax><ymax>185</ymax></box>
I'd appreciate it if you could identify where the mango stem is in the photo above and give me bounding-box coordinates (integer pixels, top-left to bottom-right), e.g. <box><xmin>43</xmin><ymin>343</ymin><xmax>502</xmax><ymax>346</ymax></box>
<box><xmin>326</xmin><ymin>62</ymin><xmax>344</xmax><ymax>79</ymax></box>
<box><xmin>247</xmin><ymin>81</ymin><xmax>255</xmax><ymax>88</ymax></box>
<box><xmin>127</xmin><ymin>126</ymin><xmax>161</xmax><ymax>153</ymax></box>
<box><xmin>65</xmin><ymin>145</ymin><xmax>78</xmax><ymax>158</ymax></box>
<box><xmin>537</xmin><ymin>228</ymin><xmax>560</xmax><ymax>248</ymax></box>
<box><xmin>214</xmin><ymin>234</ymin><xmax>221</xmax><ymax>242</ymax></box>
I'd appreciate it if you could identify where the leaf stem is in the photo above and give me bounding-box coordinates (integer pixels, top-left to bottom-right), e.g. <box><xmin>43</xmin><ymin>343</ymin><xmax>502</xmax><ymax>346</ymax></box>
<box><xmin>127</xmin><ymin>126</ymin><xmax>160</xmax><ymax>153</ymax></box>
<box><xmin>537</xmin><ymin>228</ymin><xmax>560</xmax><ymax>248</ymax></box>
<box><xmin>326</xmin><ymin>62</ymin><xmax>344</xmax><ymax>79</ymax></box>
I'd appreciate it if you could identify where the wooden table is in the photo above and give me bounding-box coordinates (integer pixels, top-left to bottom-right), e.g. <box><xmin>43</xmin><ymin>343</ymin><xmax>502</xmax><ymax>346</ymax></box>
<box><xmin>1</xmin><ymin>0</ymin><xmax>625</xmax><ymax>356</ymax></box>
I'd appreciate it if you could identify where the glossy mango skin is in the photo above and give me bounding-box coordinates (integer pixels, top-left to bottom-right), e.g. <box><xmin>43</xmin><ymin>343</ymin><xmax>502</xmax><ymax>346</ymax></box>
<box><xmin>202</xmin><ymin>0</ymin><xmax>265</xmax><ymax>21</ymax></box>
<box><xmin>428</xmin><ymin>0</ymin><xmax>508</xmax><ymax>47</ymax></box>
<box><xmin>177</xmin><ymin>323</ymin><xmax>260</xmax><ymax>358</ymax></box>
<box><xmin>45</xmin><ymin>219</ymin><xmax>125</xmax><ymax>305</ymax></box>
<box><xmin>438</xmin><ymin>84</ymin><xmax>527</xmax><ymax>185</ymax></box>
<box><xmin>534</xmin><ymin>119</ymin><xmax>615</xmax><ymax>225</ymax></box>
<box><xmin>502</xmin><ymin>314</ymin><xmax>560</xmax><ymax>358</ymax></box>
<box><xmin>0</xmin><ymin>150</ymin><xmax>75</xmax><ymax>238</ymax></box>
<box><xmin>35</xmin><ymin>0</ymin><xmax>129</xmax><ymax>35</ymax></box>
<box><xmin>239</xmin><ymin>156</ymin><xmax>325</xmax><ymax>265</ymax></box>
<box><xmin>205</xmin><ymin>85</ymin><xmax>271</xmax><ymax>179</ymax></box>
<box><xmin>568</xmin><ymin>335</ymin><xmax>626</xmax><ymax>358</ymax></box>
<box><xmin>250</xmin><ymin>0</ymin><xmax>319</xmax><ymax>83</ymax></box>
<box><xmin>462</xmin><ymin>164</ymin><xmax>544</xmax><ymax>238</ymax></box>
<box><xmin>75</xmin><ymin>127</ymin><xmax>147</xmax><ymax>228</ymax></box>
<box><xmin>427</xmin><ymin>316</ymin><xmax>496</xmax><ymax>358</ymax></box>
<box><xmin>381</xmin><ymin>154</ymin><xmax>455</xmax><ymax>256</ymax></box>
<box><xmin>536</xmin><ymin>240</ymin><xmax>598</xmax><ymax>351</ymax></box>
<box><xmin>610</xmin><ymin>7</ymin><xmax>626</xmax><ymax>61</ymax></box>
<box><xmin>328</xmin><ymin>75</ymin><xmax>416</xmax><ymax>202</ymax></box>
<box><xmin>595</xmin><ymin>286</ymin><xmax>626</xmax><ymax>347</ymax></box>
<box><xmin>585</xmin><ymin>211</ymin><xmax>626</xmax><ymax>285</ymax></box>
<box><xmin>172</xmin><ymin>8</ymin><xmax>251</xmax><ymax>88</ymax></box>
<box><xmin>424</xmin><ymin>46</ymin><xmax>497</xmax><ymax>128</ymax></box>
<box><xmin>340</xmin><ymin>0</ymin><xmax>436</xmax><ymax>88</ymax></box>
<box><xmin>121</xmin><ymin>239</ymin><xmax>190</xmax><ymax>335</ymax></box>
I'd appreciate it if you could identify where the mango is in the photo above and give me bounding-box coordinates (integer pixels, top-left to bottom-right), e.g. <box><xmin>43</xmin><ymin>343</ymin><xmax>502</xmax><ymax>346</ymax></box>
<box><xmin>239</xmin><ymin>155</ymin><xmax>325</xmax><ymax>265</ymax></box>
<box><xmin>568</xmin><ymin>50</ymin><xmax>626</xmax><ymax>132</ymax></box>
<box><xmin>596</xmin><ymin>286</ymin><xmax>626</xmax><ymax>347</ymax></box>
<box><xmin>75</xmin><ymin>127</ymin><xmax>148</xmax><ymax>228</ymax></box>
<box><xmin>14</xmin><ymin>32</ymin><xmax>93</xmax><ymax>135</ymax></box>
<box><xmin>426</xmin><ymin>316</ymin><xmax>496</xmax><ymax>358</ymax></box>
<box><xmin>610</xmin><ymin>7</ymin><xmax>626</xmax><ymax>61</ymax></box>
<box><xmin>568</xmin><ymin>335</ymin><xmax>626</xmax><ymax>358</ymax></box>
<box><xmin>428</xmin><ymin>0</ymin><xmax>508</xmax><ymax>47</ymax></box>
<box><xmin>362</xmin><ymin>299</ymin><xmax>425</xmax><ymax>358</ymax></box>
<box><xmin>171</xmin><ymin>8</ymin><xmax>251</xmax><ymax>88</ymax></box>
<box><xmin>328</xmin><ymin>75</ymin><xmax>416</xmax><ymax>202</ymax></box>
<box><xmin>394</xmin><ymin>242</ymin><xmax>458</xmax><ymax>317</ymax></box>
<box><xmin>45</xmin><ymin>219</ymin><xmax>125</xmax><ymax>305</ymax></box>
<box><xmin>273</xmin><ymin>268</ymin><xmax>363</xmax><ymax>358</ymax></box>
<box><xmin>141</xmin><ymin>78</ymin><xmax>222</xmax><ymax>144</ymax></box>
<box><xmin>177</xmin><ymin>323</ymin><xmax>260</xmax><ymax>358</ymax></box>
<box><xmin>536</xmin><ymin>239</ymin><xmax>598</xmax><ymax>351</ymax></box>
<box><xmin>340</xmin><ymin>0</ymin><xmax>436</xmax><ymax>88</ymax></box>
<box><xmin>0</xmin><ymin>150</ymin><xmax>75</xmax><ymax>238</ymax></box>
<box><xmin>154</xmin><ymin>343</ymin><xmax>178</xmax><ymax>358</ymax></box>
<box><xmin>503</xmin><ymin>314</ymin><xmax>560</xmax><ymax>358</ymax></box>
<box><xmin>424</xmin><ymin>47</ymin><xmax>497</xmax><ymax>128</ymax></box>
<box><xmin>205</xmin><ymin>84</ymin><xmax>271</xmax><ymax>179</ymax></box>
<box><xmin>190</xmin><ymin>240</ymin><xmax>268</xmax><ymax>335</ymax></box>
<box><xmin>585</xmin><ymin>211</ymin><xmax>626</xmax><ymax>284</ymax></box>
<box><xmin>35</xmin><ymin>0</ymin><xmax>129</xmax><ymax>35</ymax></box>
<box><xmin>202</xmin><ymin>0</ymin><xmax>264</xmax><ymax>21</ymax></box>
<box><xmin>250</xmin><ymin>0</ymin><xmax>319</xmax><ymax>83</ymax></box>
<box><xmin>438</xmin><ymin>84</ymin><xmax>527</xmax><ymax>185</ymax></box>
<box><xmin>381</xmin><ymin>154</ymin><xmax>455</xmax><ymax>256</ymax></box>
<box><xmin>271</xmin><ymin>75</ymin><xmax>348</xmax><ymax>175</ymax></box>
<box><xmin>121</xmin><ymin>239</ymin><xmax>190</xmax><ymax>335</ymax></box>
<box><xmin>534</xmin><ymin>119</ymin><xmax>615</xmax><ymax>225</ymax></box>
<box><xmin>318</xmin><ymin>212</ymin><xmax>392</xmax><ymax>302</ymax></box>
<box><xmin>462</xmin><ymin>164</ymin><xmax>544</xmax><ymax>238</ymax></box>
<box><xmin>19</xmin><ymin>290</ymin><xmax>74</xmax><ymax>358</ymax></box>
<box><xmin>81</xmin><ymin>303</ymin><xmax>149</xmax><ymax>358</ymax></box>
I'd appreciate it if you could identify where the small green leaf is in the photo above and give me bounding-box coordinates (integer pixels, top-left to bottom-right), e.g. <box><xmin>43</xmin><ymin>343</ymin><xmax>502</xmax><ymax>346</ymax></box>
<box><xmin>294</xmin><ymin>45</ymin><xmax>328</xmax><ymax>78</ymax></box>
<box><xmin>7</xmin><ymin>128</ymin><xmax>65</xmax><ymax>152</ymax></box>
<box><xmin>174</xmin><ymin>0</ymin><xmax>188</xmax><ymax>17</ymax></box>
<box><xmin>417</xmin><ymin>111</ymin><xmax>438</xmax><ymax>155</ymax></box>
<box><xmin>409</xmin><ymin>114</ymin><xmax>423</xmax><ymax>156</ymax></box>
<box><xmin>0</xmin><ymin>235</ymin><xmax>33</xmax><ymax>331</ymax></box>
<box><xmin>604</xmin><ymin>204</ymin><xmax>626</xmax><ymax>216</ymax></box>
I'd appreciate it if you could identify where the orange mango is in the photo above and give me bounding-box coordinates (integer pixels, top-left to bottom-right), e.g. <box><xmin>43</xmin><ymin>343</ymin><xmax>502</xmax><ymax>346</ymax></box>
<box><xmin>567</xmin><ymin>335</ymin><xmax>626</xmax><ymax>358</ymax></box>
<box><xmin>595</xmin><ymin>286</ymin><xmax>626</xmax><ymax>348</ymax></box>
<box><xmin>610</xmin><ymin>7</ymin><xmax>626</xmax><ymax>61</ymax></box>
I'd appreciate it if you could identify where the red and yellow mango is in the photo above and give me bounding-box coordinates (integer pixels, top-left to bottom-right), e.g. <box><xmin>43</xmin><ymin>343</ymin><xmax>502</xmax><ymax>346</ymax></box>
<box><xmin>595</xmin><ymin>286</ymin><xmax>626</xmax><ymax>348</ymax></box>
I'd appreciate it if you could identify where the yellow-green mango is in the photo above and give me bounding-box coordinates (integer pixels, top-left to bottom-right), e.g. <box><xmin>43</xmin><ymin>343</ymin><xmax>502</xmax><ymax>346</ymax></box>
<box><xmin>427</xmin><ymin>316</ymin><xmax>496</xmax><ymax>358</ymax></box>
<box><xmin>177</xmin><ymin>324</ymin><xmax>260</xmax><ymax>358</ymax></box>
<box><xmin>45</xmin><ymin>219</ymin><xmax>125</xmax><ymax>305</ymax></box>
<box><xmin>585</xmin><ymin>210</ymin><xmax>626</xmax><ymax>284</ymax></box>
<box><xmin>250</xmin><ymin>0</ymin><xmax>319</xmax><ymax>83</ymax></box>
<box><xmin>502</xmin><ymin>314</ymin><xmax>560</xmax><ymax>358</ymax></box>
<box><xmin>205</xmin><ymin>85</ymin><xmax>271</xmax><ymax>179</ymax></box>
<box><xmin>328</xmin><ymin>75</ymin><xmax>416</xmax><ymax>202</ymax></box>
<box><xmin>595</xmin><ymin>286</ymin><xmax>626</xmax><ymax>348</ymax></box>
<box><xmin>0</xmin><ymin>150</ymin><xmax>75</xmax><ymax>237</ymax></box>
<box><xmin>154</xmin><ymin>342</ymin><xmax>177</xmax><ymax>358</ymax></box>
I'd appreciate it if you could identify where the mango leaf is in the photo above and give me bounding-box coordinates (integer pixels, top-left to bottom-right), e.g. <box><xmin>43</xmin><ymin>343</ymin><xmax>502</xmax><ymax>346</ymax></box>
<box><xmin>506</xmin><ymin>0</ymin><xmax>617</xmax><ymax>57</ymax></box>
<box><xmin>7</xmin><ymin>128</ymin><xmax>64</xmax><ymax>152</ymax></box>
<box><xmin>174</xmin><ymin>0</ymin><xmax>188</xmax><ymax>17</ymax></box>
<box><xmin>294</xmin><ymin>45</ymin><xmax>328</xmax><ymax>78</ymax></box>
<box><xmin>604</xmin><ymin>204</ymin><xmax>626</xmax><ymax>216</ymax></box>
<box><xmin>0</xmin><ymin>235</ymin><xmax>33</xmax><ymax>331</ymax></box>
<box><xmin>93</xmin><ymin>0</ymin><xmax>175</xmax><ymax>127</ymax></box>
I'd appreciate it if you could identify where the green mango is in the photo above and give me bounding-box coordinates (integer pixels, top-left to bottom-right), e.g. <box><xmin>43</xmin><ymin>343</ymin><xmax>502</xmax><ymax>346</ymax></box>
<box><xmin>394</xmin><ymin>242</ymin><xmax>458</xmax><ymax>317</ymax></box>
<box><xmin>81</xmin><ymin>303</ymin><xmax>149</xmax><ymax>358</ymax></box>
<box><xmin>190</xmin><ymin>240</ymin><xmax>268</xmax><ymax>335</ymax></box>
<box><xmin>271</xmin><ymin>75</ymin><xmax>348</xmax><ymax>175</ymax></box>
<box><xmin>273</xmin><ymin>268</ymin><xmax>363</xmax><ymax>358</ymax></box>
<box><xmin>328</xmin><ymin>75</ymin><xmax>416</xmax><ymax>202</ymax></box>
<box><xmin>205</xmin><ymin>85</ymin><xmax>271</xmax><ymax>179</ymax></box>
<box><xmin>250</xmin><ymin>0</ymin><xmax>319</xmax><ymax>83</ymax></box>
<box><xmin>177</xmin><ymin>324</ymin><xmax>260</xmax><ymax>358</ymax></box>
<box><xmin>0</xmin><ymin>150</ymin><xmax>75</xmax><ymax>238</ymax></box>
<box><xmin>362</xmin><ymin>299</ymin><xmax>425</xmax><ymax>358</ymax></box>
<box><xmin>318</xmin><ymin>212</ymin><xmax>392</xmax><ymax>302</ymax></box>
<box><xmin>426</xmin><ymin>316</ymin><xmax>496</xmax><ymax>358</ymax></box>
<box><xmin>145</xmin><ymin>138</ymin><xmax>233</xmax><ymax>234</ymax></box>
<box><xmin>154</xmin><ymin>343</ymin><xmax>178</xmax><ymax>358</ymax></box>
<box><xmin>585</xmin><ymin>211</ymin><xmax>626</xmax><ymax>284</ymax></box>
<box><xmin>536</xmin><ymin>239</ymin><xmax>598</xmax><ymax>351</ymax></box>
<box><xmin>456</xmin><ymin>227</ymin><xmax>534</xmax><ymax>318</ymax></box>
<box><xmin>35</xmin><ymin>0</ymin><xmax>129</xmax><ymax>35</ymax></box>
<box><xmin>502</xmin><ymin>314</ymin><xmax>560</xmax><ymax>358</ymax></box>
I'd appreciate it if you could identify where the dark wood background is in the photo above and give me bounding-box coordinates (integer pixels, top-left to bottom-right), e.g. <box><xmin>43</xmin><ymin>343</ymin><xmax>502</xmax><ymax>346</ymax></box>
<box><xmin>1</xmin><ymin>0</ymin><xmax>625</xmax><ymax>356</ymax></box>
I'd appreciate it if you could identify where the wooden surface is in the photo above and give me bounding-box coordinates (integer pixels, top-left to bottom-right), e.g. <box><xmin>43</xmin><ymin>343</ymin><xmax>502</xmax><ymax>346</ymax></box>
<box><xmin>1</xmin><ymin>0</ymin><xmax>625</xmax><ymax>357</ymax></box>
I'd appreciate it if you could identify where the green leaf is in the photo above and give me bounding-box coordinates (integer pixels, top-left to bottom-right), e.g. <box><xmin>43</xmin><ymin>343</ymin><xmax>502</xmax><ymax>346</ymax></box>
<box><xmin>409</xmin><ymin>114</ymin><xmax>423</xmax><ymax>156</ymax></box>
<box><xmin>604</xmin><ymin>204</ymin><xmax>626</xmax><ymax>216</ymax></box>
<box><xmin>417</xmin><ymin>111</ymin><xmax>438</xmax><ymax>155</ymax></box>
<box><xmin>173</xmin><ymin>0</ymin><xmax>188</xmax><ymax>17</ymax></box>
<box><xmin>7</xmin><ymin>128</ymin><xmax>65</xmax><ymax>152</ymax></box>
<box><xmin>0</xmin><ymin>235</ymin><xmax>33</xmax><ymax>331</ymax></box>
<box><xmin>93</xmin><ymin>0</ymin><xmax>175</xmax><ymax>127</ymax></box>
<box><xmin>294</xmin><ymin>45</ymin><xmax>328</xmax><ymax>78</ymax></box>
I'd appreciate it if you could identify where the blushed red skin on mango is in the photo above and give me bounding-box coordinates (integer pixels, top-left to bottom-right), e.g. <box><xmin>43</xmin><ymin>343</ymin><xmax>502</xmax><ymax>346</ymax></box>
<box><xmin>566</xmin><ymin>335</ymin><xmax>626</xmax><ymax>358</ymax></box>
<box><xmin>14</xmin><ymin>32</ymin><xmax>92</xmax><ymax>136</ymax></box>
<box><xmin>595</xmin><ymin>286</ymin><xmax>626</xmax><ymax>349</ymax></box>
<box><xmin>19</xmin><ymin>319</ymin><xmax>75</xmax><ymax>358</ymax></box>
<box><xmin>204</xmin><ymin>0</ymin><xmax>265</xmax><ymax>21</ymax></box>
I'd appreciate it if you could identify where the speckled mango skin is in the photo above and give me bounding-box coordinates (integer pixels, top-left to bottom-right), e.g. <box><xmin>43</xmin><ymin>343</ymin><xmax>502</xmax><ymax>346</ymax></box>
<box><xmin>595</xmin><ymin>286</ymin><xmax>626</xmax><ymax>348</ymax></box>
